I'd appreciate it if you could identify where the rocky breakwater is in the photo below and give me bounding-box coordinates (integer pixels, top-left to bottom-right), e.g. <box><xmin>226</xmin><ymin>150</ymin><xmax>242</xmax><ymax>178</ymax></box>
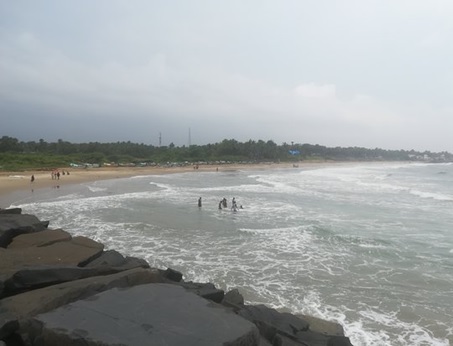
<box><xmin>0</xmin><ymin>208</ymin><xmax>354</xmax><ymax>346</ymax></box>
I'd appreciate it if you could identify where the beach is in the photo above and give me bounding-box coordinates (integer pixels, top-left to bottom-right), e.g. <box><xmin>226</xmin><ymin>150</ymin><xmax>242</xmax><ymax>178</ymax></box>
<box><xmin>0</xmin><ymin>162</ymin><xmax>315</xmax><ymax>208</ymax></box>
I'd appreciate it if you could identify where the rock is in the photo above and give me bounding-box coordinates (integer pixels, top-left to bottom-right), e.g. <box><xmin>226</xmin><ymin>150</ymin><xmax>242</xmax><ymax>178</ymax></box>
<box><xmin>238</xmin><ymin>304</ymin><xmax>309</xmax><ymax>338</ymax></box>
<box><xmin>121</xmin><ymin>256</ymin><xmax>150</xmax><ymax>270</ymax></box>
<box><xmin>7</xmin><ymin>229</ymin><xmax>71</xmax><ymax>249</ymax></box>
<box><xmin>298</xmin><ymin>314</ymin><xmax>345</xmax><ymax>336</ymax></box>
<box><xmin>3</xmin><ymin>265</ymin><xmax>119</xmax><ymax>295</ymax></box>
<box><xmin>0</xmin><ymin>208</ymin><xmax>22</xmax><ymax>215</ymax></box>
<box><xmin>177</xmin><ymin>281</ymin><xmax>225</xmax><ymax>303</ymax></box>
<box><xmin>237</xmin><ymin>305</ymin><xmax>353</xmax><ymax>346</ymax></box>
<box><xmin>0</xmin><ymin>214</ymin><xmax>49</xmax><ymax>248</ymax></box>
<box><xmin>0</xmin><ymin>268</ymin><xmax>164</xmax><ymax>340</ymax></box>
<box><xmin>0</xmin><ymin>236</ymin><xmax>104</xmax><ymax>297</ymax></box>
<box><xmin>0</xmin><ymin>235</ymin><xmax>103</xmax><ymax>272</ymax></box>
<box><xmin>223</xmin><ymin>288</ymin><xmax>245</xmax><ymax>308</ymax></box>
<box><xmin>24</xmin><ymin>283</ymin><xmax>260</xmax><ymax>346</ymax></box>
<box><xmin>327</xmin><ymin>335</ymin><xmax>354</xmax><ymax>346</ymax></box>
<box><xmin>83</xmin><ymin>249</ymin><xmax>128</xmax><ymax>267</ymax></box>
<box><xmin>159</xmin><ymin>267</ymin><xmax>183</xmax><ymax>282</ymax></box>
<box><xmin>83</xmin><ymin>249</ymin><xmax>150</xmax><ymax>270</ymax></box>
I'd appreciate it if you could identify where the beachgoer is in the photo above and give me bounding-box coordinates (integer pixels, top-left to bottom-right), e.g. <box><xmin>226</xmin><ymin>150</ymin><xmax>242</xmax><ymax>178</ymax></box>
<box><xmin>222</xmin><ymin>198</ymin><xmax>227</xmax><ymax>208</ymax></box>
<box><xmin>30</xmin><ymin>175</ymin><xmax>35</xmax><ymax>183</ymax></box>
<box><xmin>198</xmin><ymin>197</ymin><xmax>202</xmax><ymax>207</ymax></box>
<box><xmin>219</xmin><ymin>200</ymin><xmax>222</xmax><ymax>209</ymax></box>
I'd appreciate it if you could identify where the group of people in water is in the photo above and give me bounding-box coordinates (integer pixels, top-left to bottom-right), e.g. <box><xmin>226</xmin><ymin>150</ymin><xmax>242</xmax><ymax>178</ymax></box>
<box><xmin>197</xmin><ymin>196</ymin><xmax>243</xmax><ymax>211</ymax></box>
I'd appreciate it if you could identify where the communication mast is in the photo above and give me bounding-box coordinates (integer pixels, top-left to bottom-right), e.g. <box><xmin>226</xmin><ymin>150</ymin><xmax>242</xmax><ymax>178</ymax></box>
<box><xmin>159</xmin><ymin>132</ymin><xmax>162</xmax><ymax>147</ymax></box>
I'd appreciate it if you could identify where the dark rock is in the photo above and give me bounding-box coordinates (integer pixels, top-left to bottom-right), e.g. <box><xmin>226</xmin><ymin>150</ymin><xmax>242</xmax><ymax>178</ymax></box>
<box><xmin>24</xmin><ymin>283</ymin><xmax>260</xmax><ymax>346</ymax></box>
<box><xmin>327</xmin><ymin>335</ymin><xmax>354</xmax><ymax>346</ymax></box>
<box><xmin>178</xmin><ymin>281</ymin><xmax>225</xmax><ymax>303</ymax></box>
<box><xmin>238</xmin><ymin>304</ymin><xmax>309</xmax><ymax>339</ymax></box>
<box><xmin>160</xmin><ymin>267</ymin><xmax>184</xmax><ymax>282</ymax></box>
<box><xmin>0</xmin><ymin>208</ymin><xmax>22</xmax><ymax>215</ymax></box>
<box><xmin>292</xmin><ymin>330</ymin><xmax>353</xmax><ymax>346</ymax></box>
<box><xmin>83</xmin><ymin>249</ymin><xmax>150</xmax><ymax>270</ymax></box>
<box><xmin>223</xmin><ymin>288</ymin><xmax>245</xmax><ymax>308</ymax></box>
<box><xmin>0</xmin><ymin>214</ymin><xmax>48</xmax><ymax>248</ymax></box>
<box><xmin>3</xmin><ymin>265</ymin><xmax>119</xmax><ymax>295</ymax></box>
<box><xmin>0</xmin><ymin>235</ymin><xmax>103</xmax><ymax>271</ymax></box>
<box><xmin>0</xmin><ymin>236</ymin><xmax>104</xmax><ymax>297</ymax></box>
<box><xmin>70</xmin><ymin>236</ymin><xmax>105</xmax><ymax>267</ymax></box>
<box><xmin>0</xmin><ymin>268</ymin><xmax>164</xmax><ymax>340</ymax></box>
<box><xmin>1</xmin><ymin>333</ymin><xmax>24</xmax><ymax>346</ymax></box>
<box><xmin>298</xmin><ymin>314</ymin><xmax>345</xmax><ymax>337</ymax></box>
<box><xmin>122</xmin><ymin>256</ymin><xmax>150</xmax><ymax>269</ymax></box>
<box><xmin>7</xmin><ymin>229</ymin><xmax>71</xmax><ymax>249</ymax></box>
<box><xmin>259</xmin><ymin>336</ymin><xmax>273</xmax><ymax>346</ymax></box>
<box><xmin>83</xmin><ymin>249</ymin><xmax>128</xmax><ymax>267</ymax></box>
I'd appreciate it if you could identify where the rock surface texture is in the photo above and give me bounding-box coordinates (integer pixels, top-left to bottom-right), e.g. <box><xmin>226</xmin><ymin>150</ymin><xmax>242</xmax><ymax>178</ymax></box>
<box><xmin>0</xmin><ymin>209</ymin><xmax>354</xmax><ymax>346</ymax></box>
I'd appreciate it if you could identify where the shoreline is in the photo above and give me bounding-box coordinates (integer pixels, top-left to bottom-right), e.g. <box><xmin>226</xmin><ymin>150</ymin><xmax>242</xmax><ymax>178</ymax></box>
<box><xmin>0</xmin><ymin>160</ymin><xmax>396</xmax><ymax>209</ymax></box>
<box><xmin>0</xmin><ymin>162</ymin><xmax>329</xmax><ymax>208</ymax></box>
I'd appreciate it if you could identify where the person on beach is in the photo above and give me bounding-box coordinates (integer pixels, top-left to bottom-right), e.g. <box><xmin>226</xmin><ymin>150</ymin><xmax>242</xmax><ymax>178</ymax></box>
<box><xmin>218</xmin><ymin>200</ymin><xmax>222</xmax><ymax>209</ymax></box>
<box><xmin>222</xmin><ymin>198</ymin><xmax>227</xmax><ymax>208</ymax></box>
<box><xmin>30</xmin><ymin>175</ymin><xmax>35</xmax><ymax>183</ymax></box>
<box><xmin>198</xmin><ymin>197</ymin><xmax>202</xmax><ymax>207</ymax></box>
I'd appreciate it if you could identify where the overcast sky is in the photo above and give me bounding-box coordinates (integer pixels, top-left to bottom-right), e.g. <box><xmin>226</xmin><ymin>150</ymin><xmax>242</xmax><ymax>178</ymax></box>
<box><xmin>1</xmin><ymin>1</ymin><xmax>452</xmax><ymax>152</ymax></box>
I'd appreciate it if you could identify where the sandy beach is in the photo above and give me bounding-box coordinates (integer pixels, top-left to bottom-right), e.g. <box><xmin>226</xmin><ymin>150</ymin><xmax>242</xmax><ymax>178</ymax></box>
<box><xmin>1</xmin><ymin>162</ymin><xmax>327</xmax><ymax>209</ymax></box>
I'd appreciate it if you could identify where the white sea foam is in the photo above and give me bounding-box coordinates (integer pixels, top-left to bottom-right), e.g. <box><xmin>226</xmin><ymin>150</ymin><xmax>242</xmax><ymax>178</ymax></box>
<box><xmin>409</xmin><ymin>189</ymin><xmax>453</xmax><ymax>201</ymax></box>
<box><xmin>86</xmin><ymin>186</ymin><xmax>107</xmax><ymax>193</ymax></box>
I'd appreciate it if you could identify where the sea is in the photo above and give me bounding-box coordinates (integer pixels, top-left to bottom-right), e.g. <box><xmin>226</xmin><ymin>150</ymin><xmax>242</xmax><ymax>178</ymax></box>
<box><xmin>9</xmin><ymin>162</ymin><xmax>453</xmax><ymax>346</ymax></box>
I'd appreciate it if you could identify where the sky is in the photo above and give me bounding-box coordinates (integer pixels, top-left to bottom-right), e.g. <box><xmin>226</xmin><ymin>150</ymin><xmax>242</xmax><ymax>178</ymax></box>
<box><xmin>1</xmin><ymin>1</ymin><xmax>453</xmax><ymax>152</ymax></box>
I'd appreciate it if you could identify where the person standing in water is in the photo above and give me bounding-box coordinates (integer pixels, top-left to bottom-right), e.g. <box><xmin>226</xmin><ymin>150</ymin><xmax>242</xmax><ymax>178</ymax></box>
<box><xmin>198</xmin><ymin>197</ymin><xmax>202</xmax><ymax>208</ymax></box>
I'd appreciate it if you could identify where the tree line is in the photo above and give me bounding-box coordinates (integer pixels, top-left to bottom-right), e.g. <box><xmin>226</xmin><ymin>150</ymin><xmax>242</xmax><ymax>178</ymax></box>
<box><xmin>0</xmin><ymin>136</ymin><xmax>451</xmax><ymax>170</ymax></box>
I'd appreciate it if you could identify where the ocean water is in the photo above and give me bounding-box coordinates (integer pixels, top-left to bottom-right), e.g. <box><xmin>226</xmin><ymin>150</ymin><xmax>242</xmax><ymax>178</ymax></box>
<box><xmin>11</xmin><ymin>162</ymin><xmax>453</xmax><ymax>346</ymax></box>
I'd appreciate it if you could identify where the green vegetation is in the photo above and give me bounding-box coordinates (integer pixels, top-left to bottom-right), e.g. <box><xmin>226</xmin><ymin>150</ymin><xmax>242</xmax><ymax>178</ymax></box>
<box><xmin>0</xmin><ymin>136</ymin><xmax>451</xmax><ymax>171</ymax></box>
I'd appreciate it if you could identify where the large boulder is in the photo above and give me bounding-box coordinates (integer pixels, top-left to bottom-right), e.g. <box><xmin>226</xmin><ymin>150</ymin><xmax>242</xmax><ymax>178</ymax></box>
<box><xmin>0</xmin><ymin>208</ymin><xmax>22</xmax><ymax>215</ymax></box>
<box><xmin>7</xmin><ymin>229</ymin><xmax>71</xmax><ymax>249</ymax></box>
<box><xmin>83</xmin><ymin>249</ymin><xmax>150</xmax><ymax>271</ymax></box>
<box><xmin>23</xmin><ymin>283</ymin><xmax>260</xmax><ymax>346</ymax></box>
<box><xmin>238</xmin><ymin>304</ymin><xmax>309</xmax><ymax>337</ymax></box>
<box><xmin>222</xmin><ymin>288</ymin><xmax>245</xmax><ymax>308</ymax></box>
<box><xmin>176</xmin><ymin>281</ymin><xmax>225</xmax><ymax>303</ymax></box>
<box><xmin>0</xmin><ymin>214</ymin><xmax>49</xmax><ymax>248</ymax></box>
<box><xmin>298</xmin><ymin>314</ymin><xmax>345</xmax><ymax>337</ymax></box>
<box><xmin>0</xmin><ymin>233</ymin><xmax>103</xmax><ymax>272</ymax></box>
<box><xmin>3</xmin><ymin>265</ymin><xmax>126</xmax><ymax>295</ymax></box>
<box><xmin>0</xmin><ymin>232</ymin><xmax>104</xmax><ymax>297</ymax></box>
<box><xmin>237</xmin><ymin>305</ymin><xmax>353</xmax><ymax>346</ymax></box>
<box><xmin>0</xmin><ymin>267</ymin><xmax>164</xmax><ymax>340</ymax></box>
